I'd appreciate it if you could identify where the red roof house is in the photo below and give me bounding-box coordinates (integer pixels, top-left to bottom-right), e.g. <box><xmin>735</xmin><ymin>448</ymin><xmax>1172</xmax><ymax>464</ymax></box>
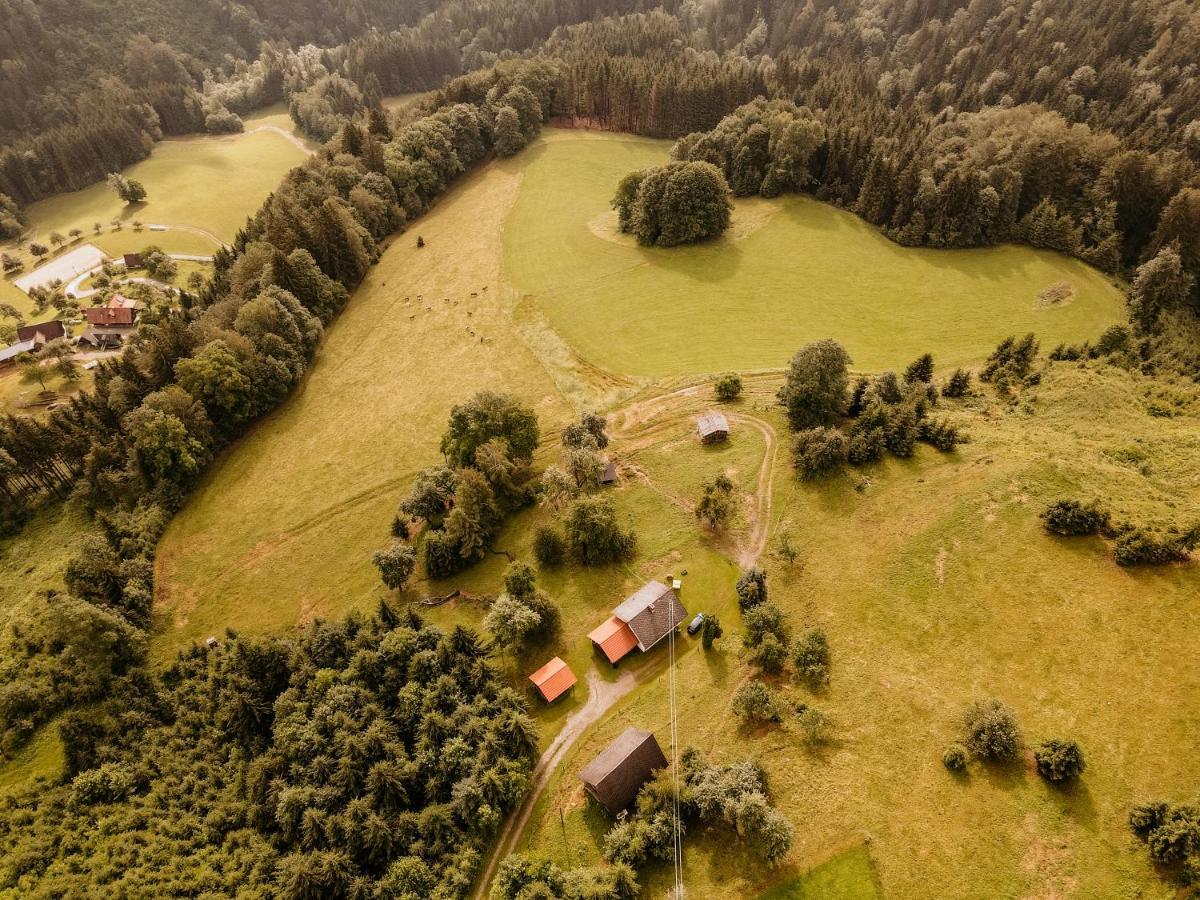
<box><xmin>84</xmin><ymin>306</ymin><xmax>136</xmax><ymax>326</ymax></box>
<box><xmin>588</xmin><ymin>616</ymin><xmax>639</xmax><ymax>665</ymax></box>
<box><xmin>528</xmin><ymin>656</ymin><xmax>577</xmax><ymax>703</ymax></box>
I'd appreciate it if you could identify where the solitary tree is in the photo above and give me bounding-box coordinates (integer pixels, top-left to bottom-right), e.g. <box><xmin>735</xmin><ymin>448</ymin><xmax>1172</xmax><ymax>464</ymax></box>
<box><xmin>961</xmin><ymin>699</ymin><xmax>1023</xmax><ymax>761</ymax></box>
<box><xmin>108</xmin><ymin>173</ymin><xmax>147</xmax><ymax>204</ymax></box>
<box><xmin>778</xmin><ymin>339</ymin><xmax>852</xmax><ymax>430</ymax></box>
<box><xmin>695</xmin><ymin>473</ymin><xmax>735</xmax><ymax>529</ymax></box>
<box><xmin>700</xmin><ymin>614</ymin><xmax>723</xmax><ymax>649</ymax></box>
<box><xmin>372</xmin><ymin>540</ymin><xmax>416</xmax><ymax>590</ymax></box>
<box><xmin>715</xmin><ymin>374</ymin><xmax>743</xmax><ymax>401</ymax></box>
<box><xmin>1035</xmin><ymin>739</ymin><xmax>1086</xmax><ymax>783</ymax></box>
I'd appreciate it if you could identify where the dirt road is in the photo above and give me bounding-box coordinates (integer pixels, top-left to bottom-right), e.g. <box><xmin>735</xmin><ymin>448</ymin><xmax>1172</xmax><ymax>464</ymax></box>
<box><xmin>473</xmin><ymin>669</ymin><xmax>639</xmax><ymax>898</ymax></box>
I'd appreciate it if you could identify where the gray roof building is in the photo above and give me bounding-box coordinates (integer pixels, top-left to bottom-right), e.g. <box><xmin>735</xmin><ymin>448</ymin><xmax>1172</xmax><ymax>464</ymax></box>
<box><xmin>613</xmin><ymin>580</ymin><xmax>688</xmax><ymax>652</ymax></box>
<box><xmin>697</xmin><ymin>411</ymin><xmax>730</xmax><ymax>443</ymax></box>
<box><xmin>578</xmin><ymin>727</ymin><xmax>668</xmax><ymax>815</ymax></box>
<box><xmin>0</xmin><ymin>340</ymin><xmax>35</xmax><ymax>365</ymax></box>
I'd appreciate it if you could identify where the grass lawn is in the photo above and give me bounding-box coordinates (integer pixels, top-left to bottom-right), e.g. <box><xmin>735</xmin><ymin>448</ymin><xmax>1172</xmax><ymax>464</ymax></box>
<box><xmin>756</xmin><ymin>843</ymin><xmax>881</xmax><ymax>899</ymax></box>
<box><xmin>150</xmin><ymin>131</ymin><xmax>1199</xmax><ymax>896</ymax></box>
<box><xmin>0</xmin><ymin>722</ymin><xmax>64</xmax><ymax>797</ymax></box>
<box><xmin>504</xmin><ymin>130</ymin><xmax>1126</xmax><ymax>376</ymax></box>
<box><xmin>0</xmin><ymin>500</ymin><xmax>90</xmax><ymax>631</ymax></box>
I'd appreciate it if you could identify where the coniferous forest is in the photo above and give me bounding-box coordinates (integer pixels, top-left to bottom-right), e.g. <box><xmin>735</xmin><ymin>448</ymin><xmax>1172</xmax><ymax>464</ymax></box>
<box><xmin>2</xmin><ymin>1</ymin><xmax>1200</xmax><ymax>896</ymax></box>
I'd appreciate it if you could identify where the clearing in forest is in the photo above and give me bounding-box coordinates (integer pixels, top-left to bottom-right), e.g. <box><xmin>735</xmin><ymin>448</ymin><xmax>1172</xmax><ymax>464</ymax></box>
<box><xmin>504</xmin><ymin>130</ymin><xmax>1126</xmax><ymax>376</ymax></box>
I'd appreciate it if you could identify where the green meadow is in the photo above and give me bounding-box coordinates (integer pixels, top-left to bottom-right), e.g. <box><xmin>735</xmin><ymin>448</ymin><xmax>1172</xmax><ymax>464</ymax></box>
<box><xmin>1</xmin><ymin>108</ymin><xmax>310</xmax><ymax>319</ymax></box>
<box><xmin>70</xmin><ymin>129</ymin><xmax>1200</xmax><ymax>895</ymax></box>
<box><xmin>505</xmin><ymin>131</ymin><xmax>1126</xmax><ymax>376</ymax></box>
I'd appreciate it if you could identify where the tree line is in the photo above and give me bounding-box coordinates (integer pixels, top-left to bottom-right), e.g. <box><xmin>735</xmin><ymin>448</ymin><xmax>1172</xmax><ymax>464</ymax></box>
<box><xmin>0</xmin><ymin>58</ymin><xmax>554</xmax><ymax>755</ymax></box>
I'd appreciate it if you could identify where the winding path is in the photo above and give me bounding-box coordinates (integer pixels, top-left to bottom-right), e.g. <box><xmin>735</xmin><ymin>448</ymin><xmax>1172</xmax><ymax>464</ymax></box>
<box><xmin>473</xmin><ymin>380</ymin><xmax>782</xmax><ymax>896</ymax></box>
<box><xmin>473</xmin><ymin>670</ymin><xmax>639</xmax><ymax>898</ymax></box>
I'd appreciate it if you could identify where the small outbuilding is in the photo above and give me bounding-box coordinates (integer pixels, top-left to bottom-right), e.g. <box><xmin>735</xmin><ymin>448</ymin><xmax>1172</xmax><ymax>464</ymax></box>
<box><xmin>123</xmin><ymin>253</ymin><xmax>144</xmax><ymax>269</ymax></box>
<box><xmin>697</xmin><ymin>411</ymin><xmax>730</xmax><ymax>444</ymax></box>
<box><xmin>0</xmin><ymin>339</ymin><xmax>35</xmax><ymax>369</ymax></box>
<box><xmin>600</xmin><ymin>460</ymin><xmax>618</xmax><ymax>485</ymax></box>
<box><xmin>588</xmin><ymin>616</ymin><xmax>639</xmax><ymax>665</ymax></box>
<box><xmin>528</xmin><ymin>656</ymin><xmax>576</xmax><ymax>703</ymax></box>
<box><xmin>579</xmin><ymin>727</ymin><xmax>668</xmax><ymax>815</ymax></box>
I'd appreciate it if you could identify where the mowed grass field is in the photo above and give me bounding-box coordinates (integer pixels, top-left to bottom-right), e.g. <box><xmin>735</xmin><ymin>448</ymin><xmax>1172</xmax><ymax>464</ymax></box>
<box><xmin>504</xmin><ymin>131</ymin><xmax>1126</xmax><ymax>376</ymax></box>
<box><xmin>145</xmin><ymin>131</ymin><xmax>1200</xmax><ymax>896</ymax></box>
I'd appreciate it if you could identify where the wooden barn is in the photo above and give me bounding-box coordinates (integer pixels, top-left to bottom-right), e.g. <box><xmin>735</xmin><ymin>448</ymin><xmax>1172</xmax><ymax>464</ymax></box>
<box><xmin>578</xmin><ymin>727</ymin><xmax>668</xmax><ymax>815</ymax></box>
<box><xmin>697</xmin><ymin>411</ymin><xmax>730</xmax><ymax>443</ymax></box>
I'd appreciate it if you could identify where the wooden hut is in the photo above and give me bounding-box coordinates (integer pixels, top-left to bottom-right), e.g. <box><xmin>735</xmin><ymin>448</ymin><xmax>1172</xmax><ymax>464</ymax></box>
<box><xmin>697</xmin><ymin>411</ymin><xmax>730</xmax><ymax>443</ymax></box>
<box><xmin>600</xmin><ymin>460</ymin><xmax>618</xmax><ymax>485</ymax></box>
<box><xmin>578</xmin><ymin>727</ymin><xmax>668</xmax><ymax>815</ymax></box>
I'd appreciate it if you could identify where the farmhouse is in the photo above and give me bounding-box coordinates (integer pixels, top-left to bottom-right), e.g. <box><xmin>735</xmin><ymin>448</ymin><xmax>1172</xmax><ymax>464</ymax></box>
<box><xmin>588</xmin><ymin>580</ymin><xmax>689</xmax><ymax>664</ymax></box>
<box><xmin>697</xmin><ymin>411</ymin><xmax>729</xmax><ymax>443</ymax></box>
<box><xmin>578</xmin><ymin>727</ymin><xmax>668</xmax><ymax>815</ymax></box>
<box><xmin>528</xmin><ymin>656</ymin><xmax>576</xmax><ymax>703</ymax></box>
<box><xmin>78</xmin><ymin>300</ymin><xmax>139</xmax><ymax>348</ymax></box>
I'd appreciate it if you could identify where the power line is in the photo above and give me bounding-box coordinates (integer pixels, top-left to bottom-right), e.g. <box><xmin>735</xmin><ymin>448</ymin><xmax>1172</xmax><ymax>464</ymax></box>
<box><xmin>668</xmin><ymin>621</ymin><xmax>683</xmax><ymax>897</ymax></box>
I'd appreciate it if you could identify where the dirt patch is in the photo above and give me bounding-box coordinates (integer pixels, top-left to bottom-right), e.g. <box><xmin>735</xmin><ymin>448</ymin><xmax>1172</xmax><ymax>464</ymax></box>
<box><xmin>934</xmin><ymin>546</ymin><xmax>948</xmax><ymax>586</ymax></box>
<box><xmin>1037</xmin><ymin>281</ymin><xmax>1075</xmax><ymax>308</ymax></box>
<box><xmin>1018</xmin><ymin>812</ymin><xmax>1077</xmax><ymax>899</ymax></box>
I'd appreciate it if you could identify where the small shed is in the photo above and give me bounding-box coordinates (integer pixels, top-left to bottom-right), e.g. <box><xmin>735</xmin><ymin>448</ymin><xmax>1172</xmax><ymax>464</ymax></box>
<box><xmin>697</xmin><ymin>411</ymin><xmax>730</xmax><ymax>444</ymax></box>
<box><xmin>579</xmin><ymin>727</ymin><xmax>668</xmax><ymax>815</ymax></box>
<box><xmin>528</xmin><ymin>656</ymin><xmax>576</xmax><ymax>703</ymax></box>
<box><xmin>588</xmin><ymin>616</ymin><xmax>639</xmax><ymax>665</ymax></box>
<box><xmin>600</xmin><ymin>460</ymin><xmax>618</xmax><ymax>485</ymax></box>
<box><xmin>0</xmin><ymin>340</ymin><xmax>35</xmax><ymax>369</ymax></box>
<box><xmin>123</xmin><ymin>253</ymin><xmax>144</xmax><ymax>269</ymax></box>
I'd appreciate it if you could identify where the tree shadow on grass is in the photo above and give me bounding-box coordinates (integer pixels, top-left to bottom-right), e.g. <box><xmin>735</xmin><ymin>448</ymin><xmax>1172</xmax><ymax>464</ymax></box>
<box><xmin>978</xmin><ymin>755</ymin><xmax>1029</xmax><ymax>792</ymax></box>
<box><xmin>1047</xmin><ymin>776</ymin><xmax>1099</xmax><ymax>831</ymax></box>
<box><xmin>702</xmin><ymin>644</ymin><xmax>731</xmax><ymax>686</ymax></box>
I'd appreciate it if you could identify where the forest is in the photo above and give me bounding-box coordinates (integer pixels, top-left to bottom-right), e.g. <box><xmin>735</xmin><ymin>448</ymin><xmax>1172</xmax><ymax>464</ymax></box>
<box><xmin>2</xmin><ymin>0</ymin><xmax>1200</xmax><ymax>896</ymax></box>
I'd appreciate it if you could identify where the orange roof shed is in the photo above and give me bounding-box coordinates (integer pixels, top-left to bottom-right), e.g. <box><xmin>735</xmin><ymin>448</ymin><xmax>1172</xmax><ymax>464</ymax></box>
<box><xmin>528</xmin><ymin>656</ymin><xmax>577</xmax><ymax>703</ymax></box>
<box><xmin>588</xmin><ymin>616</ymin><xmax>639</xmax><ymax>665</ymax></box>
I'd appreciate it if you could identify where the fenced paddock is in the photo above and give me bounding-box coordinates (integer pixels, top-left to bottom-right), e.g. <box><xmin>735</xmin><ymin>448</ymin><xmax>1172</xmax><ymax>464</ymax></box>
<box><xmin>14</xmin><ymin>244</ymin><xmax>107</xmax><ymax>293</ymax></box>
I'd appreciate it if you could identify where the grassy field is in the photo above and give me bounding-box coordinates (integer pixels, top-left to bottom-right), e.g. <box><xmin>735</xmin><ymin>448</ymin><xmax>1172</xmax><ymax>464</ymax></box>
<box><xmin>148</xmin><ymin>131</ymin><xmax>1200</xmax><ymax>897</ymax></box>
<box><xmin>504</xmin><ymin>131</ymin><xmax>1126</xmax><ymax>376</ymax></box>
<box><xmin>1</xmin><ymin>108</ymin><xmax>308</xmax><ymax>320</ymax></box>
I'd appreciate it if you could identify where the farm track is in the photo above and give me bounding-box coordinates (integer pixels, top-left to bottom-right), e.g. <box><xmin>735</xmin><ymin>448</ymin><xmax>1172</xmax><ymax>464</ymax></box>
<box><xmin>473</xmin><ymin>669</ymin><xmax>639</xmax><ymax>899</ymax></box>
<box><xmin>474</xmin><ymin>378</ymin><xmax>782</xmax><ymax>896</ymax></box>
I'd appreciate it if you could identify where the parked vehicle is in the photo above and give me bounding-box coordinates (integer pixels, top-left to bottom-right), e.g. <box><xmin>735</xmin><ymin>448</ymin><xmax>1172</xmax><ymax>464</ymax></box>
<box><xmin>687</xmin><ymin>613</ymin><xmax>705</xmax><ymax>636</ymax></box>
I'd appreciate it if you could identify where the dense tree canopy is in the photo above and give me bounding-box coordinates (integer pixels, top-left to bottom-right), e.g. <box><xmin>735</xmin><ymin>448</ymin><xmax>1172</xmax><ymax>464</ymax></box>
<box><xmin>612</xmin><ymin>160</ymin><xmax>732</xmax><ymax>246</ymax></box>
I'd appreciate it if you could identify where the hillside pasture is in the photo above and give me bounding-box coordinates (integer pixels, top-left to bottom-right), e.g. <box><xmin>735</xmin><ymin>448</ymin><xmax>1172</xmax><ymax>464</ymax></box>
<box><xmin>504</xmin><ymin>131</ymin><xmax>1127</xmax><ymax>376</ymax></box>
<box><xmin>148</xmin><ymin>132</ymin><xmax>1199</xmax><ymax>897</ymax></box>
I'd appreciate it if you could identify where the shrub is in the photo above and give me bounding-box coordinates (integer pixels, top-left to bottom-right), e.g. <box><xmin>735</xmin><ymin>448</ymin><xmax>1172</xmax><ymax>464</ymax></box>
<box><xmin>903</xmin><ymin>353</ymin><xmax>935</xmax><ymax>384</ymax></box>
<box><xmin>715</xmin><ymin>374</ymin><xmax>743</xmax><ymax>401</ymax></box>
<box><xmin>847</xmin><ymin>421</ymin><xmax>886</xmax><ymax>465</ymax></box>
<box><xmin>565</xmin><ymin>496</ymin><xmax>635</xmax><ymax>565</ymax></box>
<box><xmin>371</xmin><ymin>540</ymin><xmax>416</xmax><ymax>590</ymax></box>
<box><xmin>1034</xmin><ymin>739</ymin><xmax>1086</xmax><ymax>783</ymax></box>
<box><xmin>732</xmin><ymin>681</ymin><xmax>785</xmax><ymax>724</ymax></box>
<box><xmin>791</xmin><ymin>427</ymin><xmax>848</xmax><ymax>480</ymax></box>
<box><xmin>793</xmin><ymin>628</ymin><xmax>830</xmax><ymax>687</ymax></box>
<box><xmin>1095</xmin><ymin>324</ymin><xmax>1132</xmax><ymax>356</ymax></box>
<box><xmin>747</xmin><ymin>632</ymin><xmax>788</xmax><ymax>674</ymax></box>
<box><xmin>1130</xmin><ymin>801</ymin><xmax>1169</xmax><ymax>837</ymax></box>
<box><xmin>533</xmin><ymin>526</ymin><xmax>566</xmax><ymax>567</ymax></box>
<box><xmin>980</xmin><ymin>333</ymin><xmax>1039</xmax><ymax>385</ymax></box>
<box><xmin>1039</xmin><ymin>499</ymin><xmax>1109</xmax><ymax>536</ymax></box>
<box><xmin>700</xmin><ymin>614</ymin><xmax>723</xmax><ymax>649</ymax></box>
<box><xmin>884</xmin><ymin>404</ymin><xmax>919</xmax><ymax>457</ymax></box>
<box><xmin>742</xmin><ymin>602</ymin><xmax>790</xmax><ymax>648</ymax></box>
<box><xmin>961</xmin><ymin>699</ymin><xmax>1022</xmax><ymax>761</ymax></box>
<box><xmin>942</xmin><ymin>369</ymin><xmax>971</xmax><ymax>398</ymax></box>
<box><xmin>917</xmin><ymin>418</ymin><xmax>962</xmax><ymax>452</ymax></box>
<box><xmin>796</xmin><ymin>706</ymin><xmax>829</xmax><ymax>745</ymax></box>
<box><xmin>423</xmin><ymin>529</ymin><xmax>467</xmax><ymax>579</ymax></box>
<box><xmin>735</xmin><ymin>567</ymin><xmax>768</xmax><ymax>610</ymax></box>
<box><xmin>1113</xmin><ymin>525</ymin><xmax>1200</xmax><ymax>566</ymax></box>
<box><xmin>1146</xmin><ymin>806</ymin><xmax>1200</xmax><ymax>865</ymax></box>
<box><xmin>943</xmin><ymin>743</ymin><xmax>969</xmax><ymax>771</ymax></box>
<box><xmin>695</xmin><ymin>473</ymin><xmax>735</xmax><ymax>529</ymax></box>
